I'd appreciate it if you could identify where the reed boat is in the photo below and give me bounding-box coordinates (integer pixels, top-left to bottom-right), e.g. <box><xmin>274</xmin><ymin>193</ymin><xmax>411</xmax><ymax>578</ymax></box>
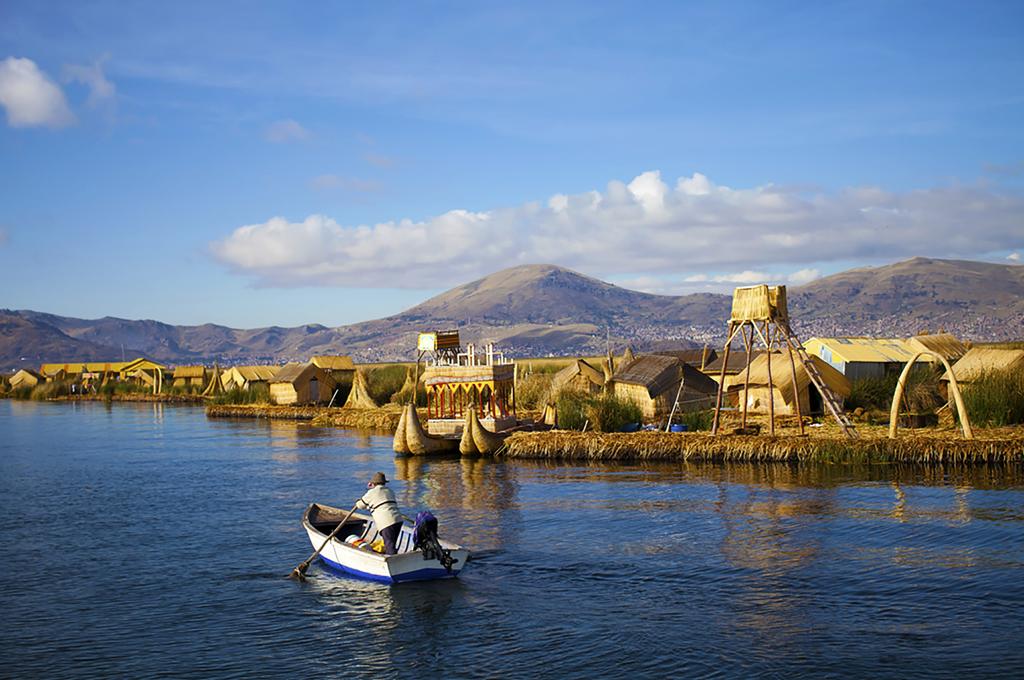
<box><xmin>302</xmin><ymin>503</ymin><xmax>469</xmax><ymax>583</ymax></box>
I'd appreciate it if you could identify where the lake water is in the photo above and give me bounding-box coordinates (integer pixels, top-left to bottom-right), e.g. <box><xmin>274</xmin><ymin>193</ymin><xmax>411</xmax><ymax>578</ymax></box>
<box><xmin>1</xmin><ymin>400</ymin><xmax>1023</xmax><ymax>678</ymax></box>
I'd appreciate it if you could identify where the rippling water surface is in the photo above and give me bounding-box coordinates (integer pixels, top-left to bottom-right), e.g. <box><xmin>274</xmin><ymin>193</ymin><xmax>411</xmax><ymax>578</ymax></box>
<box><xmin>2</xmin><ymin>401</ymin><xmax>1023</xmax><ymax>678</ymax></box>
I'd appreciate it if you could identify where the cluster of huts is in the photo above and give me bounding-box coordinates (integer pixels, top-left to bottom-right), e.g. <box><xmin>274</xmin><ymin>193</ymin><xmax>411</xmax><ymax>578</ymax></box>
<box><xmin>5</xmin><ymin>331</ymin><xmax>1021</xmax><ymax>420</ymax></box>
<box><xmin>4</xmin><ymin>355</ymin><xmax>358</xmax><ymax>406</ymax></box>
<box><xmin>542</xmin><ymin>332</ymin><xmax>1024</xmax><ymax>423</ymax></box>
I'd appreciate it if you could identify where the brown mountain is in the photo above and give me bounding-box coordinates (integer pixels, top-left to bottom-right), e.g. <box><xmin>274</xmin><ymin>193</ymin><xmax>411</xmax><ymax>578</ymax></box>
<box><xmin>788</xmin><ymin>257</ymin><xmax>1024</xmax><ymax>338</ymax></box>
<box><xmin>2</xmin><ymin>257</ymin><xmax>1021</xmax><ymax>370</ymax></box>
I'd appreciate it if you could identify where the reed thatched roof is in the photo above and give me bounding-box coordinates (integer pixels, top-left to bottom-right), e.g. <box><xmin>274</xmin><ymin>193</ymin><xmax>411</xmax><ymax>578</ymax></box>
<box><xmin>311</xmin><ymin>355</ymin><xmax>355</xmax><ymax>371</ymax></box>
<box><xmin>726</xmin><ymin>350</ymin><xmax>850</xmax><ymax>404</ymax></box>
<box><xmin>269</xmin><ymin>362</ymin><xmax>309</xmax><ymax>383</ymax></box>
<box><xmin>942</xmin><ymin>348</ymin><xmax>1024</xmax><ymax>382</ymax></box>
<box><xmin>907</xmin><ymin>333</ymin><xmax>968</xmax><ymax>362</ymax></box>
<box><xmin>613</xmin><ymin>355</ymin><xmax>718</xmax><ymax>399</ymax></box>
<box><xmin>550</xmin><ymin>359</ymin><xmax>605</xmax><ymax>393</ymax></box>
<box><xmin>702</xmin><ymin>351</ymin><xmax>759</xmax><ymax>376</ymax></box>
<box><xmin>172</xmin><ymin>365</ymin><xmax>207</xmax><ymax>379</ymax></box>
<box><xmin>655</xmin><ymin>349</ymin><xmax>717</xmax><ymax>368</ymax></box>
<box><xmin>230</xmin><ymin>365</ymin><xmax>280</xmax><ymax>382</ymax></box>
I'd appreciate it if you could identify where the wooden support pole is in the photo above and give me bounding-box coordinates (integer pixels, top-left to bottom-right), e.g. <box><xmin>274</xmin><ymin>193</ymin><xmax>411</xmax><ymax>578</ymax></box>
<box><xmin>765</xmin><ymin>321</ymin><xmax>775</xmax><ymax>437</ymax></box>
<box><xmin>741</xmin><ymin>323</ymin><xmax>753</xmax><ymax>429</ymax></box>
<box><xmin>785</xmin><ymin>327</ymin><xmax>805</xmax><ymax>435</ymax></box>
<box><xmin>711</xmin><ymin>321</ymin><xmax>738</xmax><ymax>435</ymax></box>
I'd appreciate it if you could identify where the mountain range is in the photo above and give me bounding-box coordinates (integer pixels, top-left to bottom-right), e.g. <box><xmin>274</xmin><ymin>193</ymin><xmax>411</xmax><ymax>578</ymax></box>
<box><xmin>2</xmin><ymin>257</ymin><xmax>1022</xmax><ymax>370</ymax></box>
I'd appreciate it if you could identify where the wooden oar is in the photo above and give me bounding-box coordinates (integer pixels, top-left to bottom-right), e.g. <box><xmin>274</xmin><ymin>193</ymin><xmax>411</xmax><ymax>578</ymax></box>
<box><xmin>289</xmin><ymin>503</ymin><xmax>359</xmax><ymax>580</ymax></box>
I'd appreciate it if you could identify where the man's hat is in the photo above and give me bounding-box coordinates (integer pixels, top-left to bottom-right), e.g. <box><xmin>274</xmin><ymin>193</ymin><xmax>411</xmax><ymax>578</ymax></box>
<box><xmin>370</xmin><ymin>472</ymin><xmax>388</xmax><ymax>485</ymax></box>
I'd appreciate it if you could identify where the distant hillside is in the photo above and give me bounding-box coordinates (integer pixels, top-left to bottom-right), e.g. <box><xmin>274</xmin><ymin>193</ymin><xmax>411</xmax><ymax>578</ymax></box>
<box><xmin>788</xmin><ymin>257</ymin><xmax>1024</xmax><ymax>338</ymax></box>
<box><xmin>2</xmin><ymin>257</ymin><xmax>1021</xmax><ymax>370</ymax></box>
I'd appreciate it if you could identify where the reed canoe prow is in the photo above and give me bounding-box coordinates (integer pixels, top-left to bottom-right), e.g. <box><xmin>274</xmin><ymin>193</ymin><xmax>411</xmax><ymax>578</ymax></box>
<box><xmin>392</xmin><ymin>404</ymin><xmax>409</xmax><ymax>453</ymax></box>
<box><xmin>460</xmin><ymin>407</ymin><xmax>506</xmax><ymax>456</ymax></box>
<box><xmin>402</xmin><ymin>403</ymin><xmax>456</xmax><ymax>455</ymax></box>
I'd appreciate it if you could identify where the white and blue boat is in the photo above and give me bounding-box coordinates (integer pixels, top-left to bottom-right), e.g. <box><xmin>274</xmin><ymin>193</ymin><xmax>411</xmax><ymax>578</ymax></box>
<box><xmin>302</xmin><ymin>503</ymin><xmax>469</xmax><ymax>583</ymax></box>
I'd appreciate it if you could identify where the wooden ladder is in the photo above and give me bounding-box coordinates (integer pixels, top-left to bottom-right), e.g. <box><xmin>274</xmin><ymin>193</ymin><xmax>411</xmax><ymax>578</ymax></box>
<box><xmin>779</xmin><ymin>325</ymin><xmax>859</xmax><ymax>439</ymax></box>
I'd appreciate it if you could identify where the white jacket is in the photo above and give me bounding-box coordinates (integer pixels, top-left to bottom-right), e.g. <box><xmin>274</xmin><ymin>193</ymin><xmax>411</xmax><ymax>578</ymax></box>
<box><xmin>356</xmin><ymin>484</ymin><xmax>403</xmax><ymax>530</ymax></box>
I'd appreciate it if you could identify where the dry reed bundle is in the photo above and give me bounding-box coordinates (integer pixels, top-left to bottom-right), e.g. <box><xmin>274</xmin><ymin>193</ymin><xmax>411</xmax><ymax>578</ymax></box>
<box><xmin>501</xmin><ymin>430</ymin><xmax>1024</xmax><ymax>464</ymax></box>
<box><xmin>343</xmin><ymin>369</ymin><xmax>379</xmax><ymax>409</ymax></box>
<box><xmin>311</xmin><ymin>405</ymin><xmax>408</xmax><ymax>430</ymax></box>
<box><xmin>206</xmin><ymin>404</ymin><xmax>323</xmax><ymax>420</ymax></box>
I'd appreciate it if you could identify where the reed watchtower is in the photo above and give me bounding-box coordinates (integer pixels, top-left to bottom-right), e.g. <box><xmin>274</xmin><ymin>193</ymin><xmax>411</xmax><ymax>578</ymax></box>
<box><xmin>710</xmin><ymin>284</ymin><xmax>857</xmax><ymax>438</ymax></box>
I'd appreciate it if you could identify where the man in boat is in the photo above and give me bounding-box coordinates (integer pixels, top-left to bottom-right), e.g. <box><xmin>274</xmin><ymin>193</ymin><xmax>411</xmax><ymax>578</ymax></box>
<box><xmin>355</xmin><ymin>472</ymin><xmax>404</xmax><ymax>555</ymax></box>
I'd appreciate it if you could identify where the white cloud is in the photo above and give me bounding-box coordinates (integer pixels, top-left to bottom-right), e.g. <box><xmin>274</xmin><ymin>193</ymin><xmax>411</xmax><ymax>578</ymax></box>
<box><xmin>0</xmin><ymin>57</ymin><xmax>75</xmax><ymax>128</ymax></box>
<box><xmin>63</xmin><ymin>57</ymin><xmax>115</xmax><ymax>107</ymax></box>
<box><xmin>212</xmin><ymin>170</ymin><xmax>1024</xmax><ymax>288</ymax></box>
<box><xmin>1009</xmin><ymin>252</ymin><xmax>1021</xmax><ymax>262</ymax></box>
<box><xmin>788</xmin><ymin>268</ymin><xmax>821</xmax><ymax>284</ymax></box>
<box><xmin>264</xmin><ymin>119</ymin><xmax>309</xmax><ymax>143</ymax></box>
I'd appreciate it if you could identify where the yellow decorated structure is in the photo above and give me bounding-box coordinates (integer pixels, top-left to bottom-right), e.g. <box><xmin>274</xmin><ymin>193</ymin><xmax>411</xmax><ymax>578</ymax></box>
<box><xmin>421</xmin><ymin>343</ymin><xmax>516</xmax><ymax>436</ymax></box>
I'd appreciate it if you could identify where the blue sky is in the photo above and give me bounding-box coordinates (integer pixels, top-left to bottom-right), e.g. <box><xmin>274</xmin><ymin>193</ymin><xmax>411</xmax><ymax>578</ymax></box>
<box><xmin>1</xmin><ymin>1</ymin><xmax>1022</xmax><ymax>327</ymax></box>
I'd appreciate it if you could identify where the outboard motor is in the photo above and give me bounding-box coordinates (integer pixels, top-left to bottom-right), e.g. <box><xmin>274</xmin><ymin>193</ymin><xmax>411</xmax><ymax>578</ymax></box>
<box><xmin>413</xmin><ymin>511</ymin><xmax>456</xmax><ymax>573</ymax></box>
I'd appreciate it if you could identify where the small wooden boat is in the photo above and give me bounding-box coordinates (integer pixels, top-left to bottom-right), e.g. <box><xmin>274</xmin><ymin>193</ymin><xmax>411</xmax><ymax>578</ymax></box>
<box><xmin>302</xmin><ymin>503</ymin><xmax>469</xmax><ymax>583</ymax></box>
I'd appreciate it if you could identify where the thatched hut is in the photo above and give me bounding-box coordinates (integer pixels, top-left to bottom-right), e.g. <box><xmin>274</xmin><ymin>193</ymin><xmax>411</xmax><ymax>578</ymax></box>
<box><xmin>10</xmin><ymin>368</ymin><xmax>43</xmax><ymax>389</ymax></box>
<box><xmin>311</xmin><ymin>355</ymin><xmax>355</xmax><ymax>377</ymax></box>
<box><xmin>549</xmin><ymin>359</ymin><xmax>605</xmax><ymax>397</ymax></box>
<box><xmin>269</xmin><ymin>362</ymin><xmax>337</xmax><ymax>405</ymax></box>
<box><xmin>906</xmin><ymin>333</ymin><xmax>968</xmax><ymax>363</ymax></box>
<box><xmin>941</xmin><ymin>348</ymin><xmax>1024</xmax><ymax>384</ymax></box>
<box><xmin>221</xmin><ymin>365</ymin><xmax>280</xmax><ymax>390</ymax></box>
<box><xmin>611</xmin><ymin>355</ymin><xmax>718</xmax><ymax>421</ymax></box>
<box><xmin>701</xmin><ymin>351</ymin><xmax>757</xmax><ymax>384</ymax></box>
<box><xmin>656</xmin><ymin>348</ymin><xmax>716</xmax><ymax>370</ymax></box>
<box><xmin>172</xmin><ymin>366</ymin><xmax>208</xmax><ymax>388</ymax></box>
<box><xmin>726</xmin><ymin>350</ymin><xmax>850</xmax><ymax>415</ymax></box>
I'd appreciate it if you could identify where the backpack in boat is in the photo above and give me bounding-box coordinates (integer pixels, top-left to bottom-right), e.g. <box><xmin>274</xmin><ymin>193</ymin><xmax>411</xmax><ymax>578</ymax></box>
<box><xmin>413</xmin><ymin>511</ymin><xmax>456</xmax><ymax>573</ymax></box>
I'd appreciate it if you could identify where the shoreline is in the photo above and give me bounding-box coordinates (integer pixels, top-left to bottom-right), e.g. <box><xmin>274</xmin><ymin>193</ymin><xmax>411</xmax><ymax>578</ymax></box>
<box><xmin>206</xmin><ymin>403</ymin><xmax>409</xmax><ymax>430</ymax></box>
<box><xmin>500</xmin><ymin>429</ymin><xmax>1024</xmax><ymax>464</ymax></box>
<box><xmin>9</xmin><ymin>394</ymin><xmax>208</xmax><ymax>404</ymax></box>
<box><xmin>8</xmin><ymin>398</ymin><xmax>1021</xmax><ymax>464</ymax></box>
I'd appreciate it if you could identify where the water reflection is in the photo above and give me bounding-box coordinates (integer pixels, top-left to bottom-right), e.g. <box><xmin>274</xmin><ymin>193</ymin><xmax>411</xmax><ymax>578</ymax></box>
<box><xmin>393</xmin><ymin>456</ymin><xmax>522</xmax><ymax>551</ymax></box>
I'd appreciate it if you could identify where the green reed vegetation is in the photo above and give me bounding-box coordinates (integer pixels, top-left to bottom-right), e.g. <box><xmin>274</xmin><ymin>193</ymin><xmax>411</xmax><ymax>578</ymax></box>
<box><xmin>675</xmin><ymin>408</ymin><xmax>715</xmax><ymax>432</ymax></box>
<box><xmin>210</xmin><ymin>384</ymin><xmax>270</xmax><ymax>405</ymax></box>
<box><xmin>555</xmin><ymin>389</ymin><xmax>642</xmax><ymax>433</ymax></box>
<box><xmin>365</xmin><ymin>365</ymin><xmax>408</xmax><ymax>404</ymax></box>
<box><xmin>846</xmin><ymin>366</ymin><xmax>944</xmax><ymax>414</ymax></box>
<box><xmin>960</xmin><ymin>369</ymin><xmax>1024</xmax><ymax>426</ymax></box>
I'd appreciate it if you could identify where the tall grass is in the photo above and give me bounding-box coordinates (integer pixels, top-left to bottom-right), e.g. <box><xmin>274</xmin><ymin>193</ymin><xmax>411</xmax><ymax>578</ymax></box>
<box><xmin>585</xmin><ymin>393</ymin><xmax>642</xmax><ymax>433</ymax></box>
<box><xmin>846</xmin><ymin>366</ymin><xmax>944</xmax><ymax>413</ymax></box>
<box><xmin>555</xmin><ymin>389</ymin><xmax>642</xmax><ymax>432</ymax></box>
<box><xmin>30</xmin><ymin>380</ymin><xmax>70</xmax><ymax>400</ymax></box>
<box><xmin>97</xmin><ymin>381</ymin><xmax>151</xmax><ymax>398</ymax></box>
<box><xmin>556</xmin><ymin>390</ymin><xmax>589</xmax><ymax>430</ymax></box>
<box><xmin>677</xmin><ymin>409</ymin><xmax>715</xmax><ymax>432</ymax></box>
<box><xmin>960</xmin><ymin>369</ymin><xmax>1024</xmax><ymax>426</ymax></box>
<box><xmin>210</xmin><ymin>384</ymin><xmax>270</xmax><ymax>405</ymax></box>
<box><xmin>515</xmin><ymin>373</ymin><xmax>554</xmax><ymax>410</ymax></box>
<box><xmin>366</xmin><ymin>365</ymin><xmax>408</xmax><ymax>404</ymax></box>
<box><xmin>389</xmin><ymin>372</ymin><xmax>427</xmax><ymax>406</ymax></box>
<box><xmin>9</xmin><ymin>385</ymin><xmax>34</xmax><ymax>400</ymax></box>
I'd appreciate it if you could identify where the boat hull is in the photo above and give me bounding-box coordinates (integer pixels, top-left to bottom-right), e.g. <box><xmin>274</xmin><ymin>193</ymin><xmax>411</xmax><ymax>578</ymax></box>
<box><xmin>302</xmin><ymin>505</ymin><xmax>469</xmax><ymax>584</ymax></box>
